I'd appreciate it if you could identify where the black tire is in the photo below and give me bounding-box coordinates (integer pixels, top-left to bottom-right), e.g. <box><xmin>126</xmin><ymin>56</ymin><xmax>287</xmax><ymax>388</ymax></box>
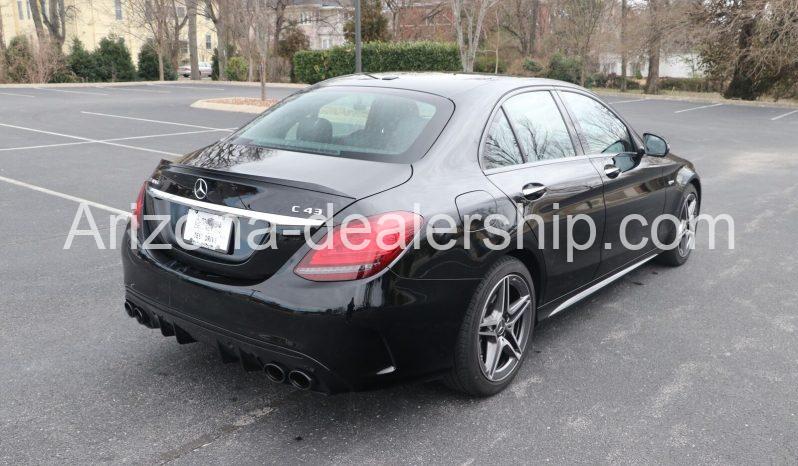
<box><xmin>657</xmin><ymin>184</ymin><xmax>699</xmax><ymax>267</ymax></box>
<box><xmin>444</xmin><ymin>256</ymin><xmax>536</xmax><ymax>397</ymax></box>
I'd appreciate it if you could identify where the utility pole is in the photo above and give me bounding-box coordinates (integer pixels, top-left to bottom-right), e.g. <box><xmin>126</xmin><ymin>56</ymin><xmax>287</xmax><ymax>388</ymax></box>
<box><xmin>355</xmin><ymin>0</ymin><xmax>362</xmax><ymax>73</ymax></box>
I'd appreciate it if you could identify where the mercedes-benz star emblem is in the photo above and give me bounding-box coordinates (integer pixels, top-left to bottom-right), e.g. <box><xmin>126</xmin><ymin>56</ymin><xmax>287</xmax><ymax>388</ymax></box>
<box><xmin>193</xmin><ymin>178</ymin><xmax>208</xmax><ymax>200</ymax></box>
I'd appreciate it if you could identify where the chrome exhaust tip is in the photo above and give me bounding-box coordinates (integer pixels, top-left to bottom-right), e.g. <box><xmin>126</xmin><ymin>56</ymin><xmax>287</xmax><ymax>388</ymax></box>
<box><xmin>288</xmin><ymin>370</ymin><xmax>313</xmax><ymax>390</ymax></box>
<box><xmin>124</xmin><ymin>301</ymin><xmax>135</xmax><ymax>318</ymax></box>
<box><xmin>264</xmin><ymin>363</ymin><xmax>286</xmax><ymax>383</ymax></box>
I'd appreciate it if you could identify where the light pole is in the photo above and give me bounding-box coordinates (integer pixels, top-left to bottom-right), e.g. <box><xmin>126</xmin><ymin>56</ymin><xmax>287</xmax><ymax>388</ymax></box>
<box><xmin>354</xmin><ymin>0</ymin><xmax>362</xmax><ymax>73</ymax></box>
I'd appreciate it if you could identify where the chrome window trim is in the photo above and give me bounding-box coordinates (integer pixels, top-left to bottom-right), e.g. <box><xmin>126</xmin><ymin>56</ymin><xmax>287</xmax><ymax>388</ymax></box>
<box><xmin>147</xmin><ymin>187</ymin><xmax>325</xmax><ymax>227</ymax></box>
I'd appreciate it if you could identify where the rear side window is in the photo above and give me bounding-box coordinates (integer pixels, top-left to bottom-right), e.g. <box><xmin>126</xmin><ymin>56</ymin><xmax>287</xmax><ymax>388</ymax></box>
<box><xmin>230</xmin><ymin>87</ymin><xmax>453</xmax><ymax>163</ymax></box>
<box><xmin>483</xmin><ymin>110</ymin><xmax>524</xmax><ymax>170</ymax></box>
<box><xmin>503</xmin><ymin>91</ymin><xmax>576</xmax><ymax>162</ymax></box>
<box><xmin>560</xmin><ymin>92</ymin><xmax>634</xmax><ymax>154</ymax></box>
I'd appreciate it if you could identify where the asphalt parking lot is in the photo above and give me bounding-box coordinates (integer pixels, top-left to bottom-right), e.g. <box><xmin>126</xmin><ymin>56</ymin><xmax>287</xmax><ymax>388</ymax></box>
<box><xmin>1</xmin><ymin>81</ymin><xmax>797</xmax><ymax>464</ymax></box>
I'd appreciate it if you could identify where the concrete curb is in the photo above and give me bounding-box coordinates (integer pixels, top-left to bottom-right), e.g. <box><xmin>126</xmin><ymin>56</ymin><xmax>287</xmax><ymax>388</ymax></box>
<box><xmin>0</xmin><ymin>80</ymin><xmax>309</xmax><ymax>90</ymax></box>
<box><xmin>191</xmin><ymin>99</ymin><xmax>269</xmax><ymax>114</ymax></box>
<box><xmin>592</xmin><ymin>88</ymin><xmax>798</xmax><ymax>109</ymax></box>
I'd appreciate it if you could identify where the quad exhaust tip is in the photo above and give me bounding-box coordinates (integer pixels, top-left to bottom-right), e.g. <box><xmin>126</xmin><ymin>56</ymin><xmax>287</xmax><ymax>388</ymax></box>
<box><xmin>264</xmin><ymin>363</ymin><xmax>286</xmax><ymax>383</ymax></box>
<box><xmin>133</xmin><ymin>307</ymin><xmax>149</xmax><ymax>326</ymax></box>
<box><xmin>124</xmin><ymin>301</ymin><xmax>135</xmax><ymax>318</ymax></box>
<box><xmin>288</xmin><ymin>370</ymin><xmax>313</xmax><ymax>390</ymax></box>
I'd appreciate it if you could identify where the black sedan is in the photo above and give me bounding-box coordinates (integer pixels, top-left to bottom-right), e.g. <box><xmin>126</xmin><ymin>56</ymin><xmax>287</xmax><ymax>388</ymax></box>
<box><xmin>122</xmin><ymin>73</ymin><xmax>701</xmax><ymax>396</ymax></box>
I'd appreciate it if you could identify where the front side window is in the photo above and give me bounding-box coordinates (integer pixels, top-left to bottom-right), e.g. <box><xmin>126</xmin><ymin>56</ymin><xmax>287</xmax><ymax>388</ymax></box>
<box><xmin>560</xmin><ymin>92</ymin><xmax>634</xmax><ymax>154</ymax></box>
<box><xmin>115</xmin><ymin>0</ymin><xmax>123</xmax><ymax>20</ymax></box>
<box><xmin>503</xmin><ymin>91</ymin><xmax>575</xmax><ymax>162</ymax></box>
<box><xmin>482</xmin><ymin>110</ymin><xmax>523</xmax><ymax>170</ymax></box>
<box><xmin>229</xmin><ymin>87</ymin><xmax>453</xmax><ymax>163</ymax></box>
<box><xmin>205</xmin><ymin>33</ymin><xmax>212</xmax><ymax>50</ymax></box>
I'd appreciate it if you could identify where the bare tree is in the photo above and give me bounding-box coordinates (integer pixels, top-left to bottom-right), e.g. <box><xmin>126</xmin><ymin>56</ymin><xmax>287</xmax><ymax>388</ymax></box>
<box><xmin>693</xmin><ymin>0</ymin><xmax>798</xmax><ymax>100</ymax></box>
<box><xmin>501</xmin><ymin>0</ymin><xmax>539</xmax><ymax>56</ymax></box>
<box><xmin>128</xmin><ymin>0</ymin><xmax>189</xmax><ymax>81</ymax></box>
<box><xmin>384</xmin><ymin>0</ymin><xmax>416</xmax><ymax>38</ymax></box>
<box><xmin>451</xmin><ymin>0</ymin><xmax>500</xmax><ymax>71</ymax></box>
<box><xmin>644</xmin><ymin>0</ymin><xmax>666</xmax><ymax>94</ymax></box>
<box><xmin>26</xmin><ymin>0</ymin><xmax>71</xmax><ymax>50</ymax></box>
<box><xmin>204</xmin><ymin>0</ymin><xmax>230</xmax><ymax>80</ymax></box>
<box><xmin>553</xmin><ymin>0</ymin><xmax>610</xmax><ymax>85</ymax></box>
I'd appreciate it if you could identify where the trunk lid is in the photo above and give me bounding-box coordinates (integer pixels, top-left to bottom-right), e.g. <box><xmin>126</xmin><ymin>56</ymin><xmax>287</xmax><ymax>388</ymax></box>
<box><xmin>143</xmin><ymin>143</ymin><xmax>412</xmax><ymax>280</ymax></box>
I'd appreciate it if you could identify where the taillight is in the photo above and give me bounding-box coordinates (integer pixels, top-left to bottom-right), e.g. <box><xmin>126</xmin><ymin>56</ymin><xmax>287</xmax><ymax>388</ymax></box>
<box><xmin>132</xmin><ymin>183</ymin><xmax>146</xmax><ymax>228</ymax></box>
<box><xmin>294</xmin><ymin>211</ymin><xmax>423</xmax><ymax>281</ymax></box>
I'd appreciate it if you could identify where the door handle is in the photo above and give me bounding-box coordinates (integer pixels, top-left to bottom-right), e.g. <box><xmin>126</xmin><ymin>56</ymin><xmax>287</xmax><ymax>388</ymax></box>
<box><xmin>521</xmin><ymin>183</ymin><xmax>547</xmax><ymax>200</ymax></box>
<box><xmin>604</xmin><ymin>164</ymin><xmax>621</xmax><ymax>178</ymax></box>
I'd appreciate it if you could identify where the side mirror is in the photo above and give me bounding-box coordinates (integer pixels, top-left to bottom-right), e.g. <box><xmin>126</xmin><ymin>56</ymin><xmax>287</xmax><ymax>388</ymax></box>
<box><xmin>643</xmin><ymin>133</ymin><xmax>669</xmax><ymax>157</ymax></box>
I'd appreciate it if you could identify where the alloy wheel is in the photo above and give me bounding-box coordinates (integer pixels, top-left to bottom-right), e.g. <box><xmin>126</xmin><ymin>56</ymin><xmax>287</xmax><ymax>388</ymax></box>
<box><xmin>677</xmin><ymin>193</ymin><xmax>698</xmax><ymax>257</ymax></box>
<box><xmin>477</xmin><ymin>274</ymin><xmax>532</xmax><ymax>382</ymax></box>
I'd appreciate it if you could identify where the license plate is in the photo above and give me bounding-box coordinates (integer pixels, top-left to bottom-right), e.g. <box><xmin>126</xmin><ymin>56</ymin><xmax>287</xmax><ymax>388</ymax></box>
<box><xmin>182</xmin><ymin>209</ymin><xmax>234</xmax><ymax>253</ymax></box>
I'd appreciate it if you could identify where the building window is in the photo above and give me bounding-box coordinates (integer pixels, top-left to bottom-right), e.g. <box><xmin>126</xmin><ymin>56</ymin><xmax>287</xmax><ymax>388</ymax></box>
<box><xmin>321</xmin><ymin>37</ymin><xmax>331</xmax><ymax>49</ymax></box>
<box><xmin>176</xmin><ymin>6</ymin><xmax>186</xmax><ymax>18</ymax></box>
<box><xmin>205</xmin><ymin>33</ymin><xmax>212</xmax><ymax>50</ymax></box>
<box><xmin>17</xmin><ymin>1</ymin><xmax>24</xmax><ymax>20</ymax></box>
<box><xmin>115</xmin><ymin>0</ymin><xmax>123</xmax><ymax>20</ymax></box>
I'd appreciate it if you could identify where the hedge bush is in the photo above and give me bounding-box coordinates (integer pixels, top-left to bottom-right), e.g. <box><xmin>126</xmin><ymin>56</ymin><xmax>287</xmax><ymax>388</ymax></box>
<box><xmin>546</xmin><ymin>53</ymin><xmax>581</xmax><ymax>84</ymax></box>
<box><xmin>92</xmin><ymin>36</ymin><xmax>136</xmax><ymax>82</ymax></box>
<box><xmin>5</xmin><ymin>36</ymin><xmax>33</xmax><ymax>83</ymax></box>
<box><xmin>137</xmin><ymin>40</ymin><xmax>176</xmax><ymax>80</ymax></box>
<box><xmin>225</xmin><ymin>56</ymin><xmax>249</xmax><ymax>81</ymax></box>
<box><xmin>293</xmin><ymin>41</ymin><xmax>461</xmax><ymax>84</ymax></box>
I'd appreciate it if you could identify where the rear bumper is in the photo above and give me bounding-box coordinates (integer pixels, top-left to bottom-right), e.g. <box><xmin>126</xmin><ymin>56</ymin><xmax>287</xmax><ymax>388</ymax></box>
<box><xmin>121</xmin><ymin>229</ymin><xmax>479</xmax><ymax>393</ymax></box>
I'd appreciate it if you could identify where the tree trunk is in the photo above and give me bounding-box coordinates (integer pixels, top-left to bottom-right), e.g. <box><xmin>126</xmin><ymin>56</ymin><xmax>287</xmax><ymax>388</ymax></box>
<box><xmin>158</xmin><ymin>52</ymin><xmax>165</xmax><ymax>81</ymax></box>
<box><xmin>218</xmin><ymin>23</ymin><xmax>228</xmax><ymax>80</ymax></box>
<box><xmin>188</xmin><ymin>0</ymin><xmax>200</xmax><ymax>80</ymax></box>
<box><xmin>530</xmin><ymin>0</ymin><xmax>539</xmax><ymax>55</ymax></box>
<box><xmin>27</xmin><ymin>1</ymin><xmax>48</xmax><ymax>44</ymax></box>
<box><xmin>723</xmin><ymin>17</ymin><xmax>758</xmax><ymax>100</ymax></box>
<box><xmin>645</xmin><ymin>44</ymin><xmax>660</xmax><ymax>94</ymax></box>
<box><xmin>260</xmin><ymin>60</ymin><xmax>267</xmax><ymax>101</ymax></box>
<box><xmin>46</xmin><ymin>0</ymin><xmax>67</xmax><ymax>50</ymax></box>
<box><xmin>620</xmin><ymin>0</ymin><xmax>627</xmax><ymax>91</ymax></box>
<box><xmin>644</xmin><ymin>0</ymin><xmax>660</xmax><ymax>95</ymax></box>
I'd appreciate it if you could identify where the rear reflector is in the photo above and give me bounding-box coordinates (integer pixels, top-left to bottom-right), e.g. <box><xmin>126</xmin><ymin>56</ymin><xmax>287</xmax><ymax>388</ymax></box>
<box><xmin>294</xmin><ymin>211</ymin><xmax>422</xmax><ymax>281</ymax></box>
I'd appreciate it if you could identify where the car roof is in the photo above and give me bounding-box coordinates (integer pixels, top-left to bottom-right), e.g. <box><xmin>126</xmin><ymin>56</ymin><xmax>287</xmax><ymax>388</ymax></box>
<box><xmin>318</xmin><ymin>72</ymin><xmax>585</xmax><ymax>102</ymax></box>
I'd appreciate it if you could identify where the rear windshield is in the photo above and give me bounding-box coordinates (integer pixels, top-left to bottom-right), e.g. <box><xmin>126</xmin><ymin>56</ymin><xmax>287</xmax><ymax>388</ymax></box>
<box><xmin>229</xmin><ymin>86</ymin><xmax>454</xmax><ymax>163</ymax></box>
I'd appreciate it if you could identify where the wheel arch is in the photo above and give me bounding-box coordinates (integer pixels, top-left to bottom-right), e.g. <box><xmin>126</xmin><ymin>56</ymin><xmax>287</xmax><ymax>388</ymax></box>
<box><xmin>506</xmin><ymin>247</ymin><xmax>545</xmax><ymax>314</ymax></box>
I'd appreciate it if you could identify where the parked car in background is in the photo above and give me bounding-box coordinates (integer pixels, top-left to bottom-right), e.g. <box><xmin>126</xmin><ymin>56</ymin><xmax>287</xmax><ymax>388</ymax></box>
<box><xmin>178</xmin><ymin>62</ymin><xmax>212</xmax><ymax>78</ymax></box>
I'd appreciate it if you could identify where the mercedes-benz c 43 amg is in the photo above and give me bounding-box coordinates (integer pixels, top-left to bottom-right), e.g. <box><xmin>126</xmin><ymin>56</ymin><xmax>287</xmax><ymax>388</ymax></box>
<box><xmin>122</xmin><ymin>73</ymin><xmax>701</xmax><ymax>396</ymax></box>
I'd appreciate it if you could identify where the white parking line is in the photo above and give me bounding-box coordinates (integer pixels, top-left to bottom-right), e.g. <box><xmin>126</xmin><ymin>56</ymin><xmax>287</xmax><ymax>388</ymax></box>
<box><xmin>80</xmin><ymin>111</ymin><xmax>235</xmax><ymax>131</ymax></box>
<box><xmin>102</xmin><ymin>87</ymin><xmax>170</xmax><ymax>94</ymax></box>
<box><xmin>34</xmin><ymin>87</ymin><xmax>110</xmax><ymax>96</ymax></box>
<box><xmin>674</xmin><ymin>103</ymin><xmax>723</xmax><ymax>114</ymax></box>
<box><xmin>0</xmin><ymin>91</ymin><xmax>36</xmax><ymax>98</ymax></box>
<box><xmin>0</xmin><ymin>174</ymin><xmax>129</xmax><ymax>216</ymax></box>
<box><xmin>771</xmin><ymin>109</ymin><xmax>798</xmax><ymax>121</ymax></box>
<box><xmin>0</xmin><ymin>128</ymin><xmax>225</xmax><ymax>152</ymax></box>
<box><xmin>610</xmin><ymin>98</ymin><xmax>647</xmax><ymax>104</ymax></box>
<box><xmin>147</xmin><ymin>83</ymin><xmax>227</xmax><ymax>91</ymax></box>
<box><xmin>0</xmin><ymin>122</ymin><xmax>179</xmax><ymax>156</ymax></box>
